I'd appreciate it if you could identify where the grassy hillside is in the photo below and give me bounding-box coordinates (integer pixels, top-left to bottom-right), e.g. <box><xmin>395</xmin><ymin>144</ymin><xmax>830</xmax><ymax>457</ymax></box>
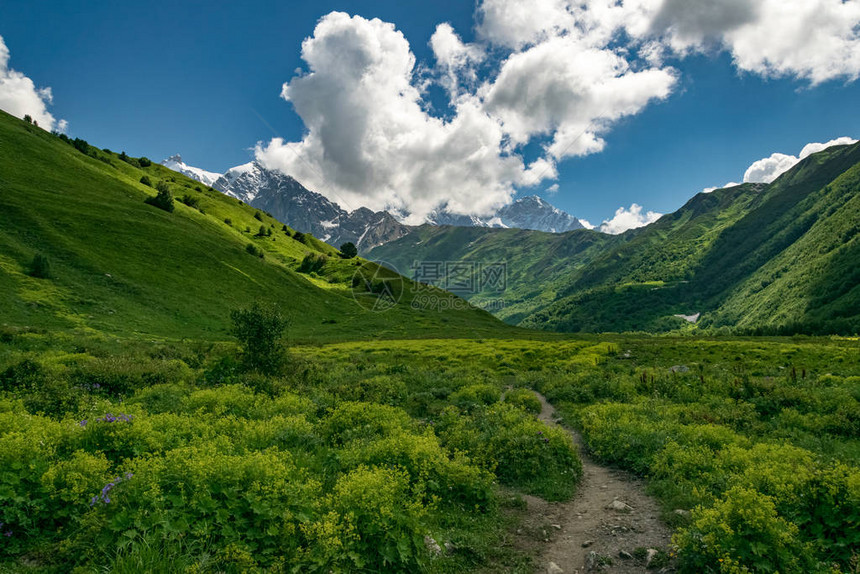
<box><xmin>373</xmin><ymin>142</ymin><xmax>860</xmax><ymax>335</ymax></box>
<box><xmin>531</xmin><ymin>141</ymin><xmax>860</xmax><ymax>334</ymax></box>
<box><xmin>369</xmin><ymin>224</ymin><xmax>618</xmax><ymax>324</ymax></box>
<box><xmin>0</xmin><ymin>110</ymin><xmax>505</xmax><ymax>341</ymax></box>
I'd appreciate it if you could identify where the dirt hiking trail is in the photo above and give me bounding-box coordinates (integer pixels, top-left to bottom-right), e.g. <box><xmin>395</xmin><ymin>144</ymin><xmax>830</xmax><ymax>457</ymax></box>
<box><xmin>515</xmin><ymin>393</ymin><xmax>674</xmax><ymax>574</ymax></box>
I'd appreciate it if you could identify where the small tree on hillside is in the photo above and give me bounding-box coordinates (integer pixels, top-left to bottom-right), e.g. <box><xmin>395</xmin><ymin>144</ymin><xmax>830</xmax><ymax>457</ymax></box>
<box><xmin>339</xmin><ymin>242</ymin><xmax>358</xmax><ymax>259</ymax></box>
<box><xmin>140</xmin><ymin>175</ymin><xmax>152</xmax><ymax>187</ymax></box>
<box><xmin>23</xmin><ymin>115</ymin><xmax>32</xmax><ymax>124</ymax></box>
<box><xmin>230</xmin><ymin>303</ymin><xmax>290</xmax><ymax>374</ymax></box>
<box><xmin>145</xmin><ymin>181</ymin><xmax>175</xmax><ymax>212</ymax></box>
<box><xmin>29</xmin><ymin>254</ymin><xmax>52</xmax><ymax>279</ymax></box>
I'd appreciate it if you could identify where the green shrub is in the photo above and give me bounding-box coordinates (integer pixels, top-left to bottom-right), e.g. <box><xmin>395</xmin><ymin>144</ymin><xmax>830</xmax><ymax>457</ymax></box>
<box><xmin>340</xmin><ymin>430</ymin><xmax>494</xmax><ymax>510</ymax></box>
<box><xmin>298</xmin><ymin>253</ymin><xmax>328</xmax><ymax>274</ymax></box>
<box><xmin>144</xmin><ymin>182</ymin><xmax>174</xmax><ymax>213</ymax></box>
<box><xmin>450</xmin><ymin>383</ymin><xmax>501</xmax><ymax>411</ymax></box>
<box><xmin>319</xmin><ymin>402</ymin><xmax>413</xmax><ymax>446</ymax></box>
<box><xmin>230</xmin><ymin>303</ymin><xmax>290</xmax><ymax>374</ymax></box>
<box><xmin>675</xmin><ymin>487</ymin><xmax>815</xmax><ymax>573</ymax></box>
<box><xmin>73</xmin><ymin>446</ymin><xmax>319</xmax><ymax>567</ymax></box>
<box><xmin>69</xmin><ymin>356</ymin><xmax>188</xmax><ymax>398</ymax></box>
<box><xmin>505</xmin><ymin>388</ymin><xmax>542</xmax><ymax>414</ymax></box>
<box><xmin>332</xmin><ymin>375</ymin><xmax>407</xmax><ymax>406</ymax></box>
<box><xmin>138</xmin><ymin>157</ymin><xmax>152</xmax><ymax>167</ymax></box>
<box><xmin>301</xmin><ymin>466</ymin><xmax>426</xmax><ymax>571</ymax></box>
<box><xmin>339</xmin><ymin>242</ymin><xmax>358</xmax><ymax>259</ymax></box>
<box><xmin>179</xmin><ymin>194</ymin><xmax>200</xmax><ymax>210</ymax></box>
<box><xmin>28</xmin><ymin>253</ymin><xmax>52</xmax><ymax>279</ymax></box>
<box><xmin>139</xmin><ymin>175</ymin><xmax>152</xmax><ymax>187</ymax></box>
<box><xmin>437</xmin><ymin>403</ymin><xmax>581</xmax><ymax>500</ymax></box>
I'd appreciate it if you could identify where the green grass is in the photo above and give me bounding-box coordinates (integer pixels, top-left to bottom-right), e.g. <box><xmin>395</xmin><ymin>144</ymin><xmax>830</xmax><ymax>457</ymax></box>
<box><xmin>1</xmin><ymin>331</ymin><xmax>857</xmax><ymax>572</ymax></box>
<box><xmin>0</xmin><ymin>110</ymin><xmax>507</xmax><ymax>342</ymax></box>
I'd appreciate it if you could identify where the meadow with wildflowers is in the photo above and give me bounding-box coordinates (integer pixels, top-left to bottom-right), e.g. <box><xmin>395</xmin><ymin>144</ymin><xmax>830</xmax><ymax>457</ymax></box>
<box><xmin>1</xmin><ymin>331</ymin><xmax>858</xmax><ymax>572</ymax></box>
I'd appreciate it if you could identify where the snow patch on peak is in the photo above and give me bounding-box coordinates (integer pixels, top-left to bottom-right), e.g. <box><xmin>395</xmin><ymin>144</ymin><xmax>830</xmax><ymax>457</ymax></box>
<box><xmin>160</xmin><ymin>155</ymin><xmax>221</xmax><ymax>187</ymax></box>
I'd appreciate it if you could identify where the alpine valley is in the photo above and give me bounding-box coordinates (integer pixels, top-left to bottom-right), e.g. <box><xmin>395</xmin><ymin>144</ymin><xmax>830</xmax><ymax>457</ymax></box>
<box><xmin>161</xmin><ymin>141</ymin><xmax>860</xmax><ymax>337</ymax></box>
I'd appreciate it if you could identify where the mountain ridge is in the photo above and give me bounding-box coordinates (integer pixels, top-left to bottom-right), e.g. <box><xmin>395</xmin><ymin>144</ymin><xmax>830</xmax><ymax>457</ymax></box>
<box><xmin>163</xmin><ymin>156</ymin><xmax>587</xmax><ymax>247</ymax></box>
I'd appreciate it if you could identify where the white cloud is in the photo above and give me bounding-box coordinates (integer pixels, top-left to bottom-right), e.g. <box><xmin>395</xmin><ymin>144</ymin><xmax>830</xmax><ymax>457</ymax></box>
<box><xmin>743</xmin><ymin>137</ymin><xmax>857</xmax><ymax>184</ymax></box>
<box><xmin>723</xmin><ymin>0</ymin><xmax>860</xmax><ymax>85</ymax></box>
<box><xmin>477</xmin><ymin>0</ymin><xmax>578</xmax><ymax>49</ymax></box>
<box><xmin>599</xmin><ymin>203</ymin><xmax>663</xmax><ymax>234</ymax></box>
<box><xmin>257</xmin><ymin>1</ymin><xmax>860</xmax><ymax>223</ymax></box>
<box><xmin>579</xmin><ymin>218</ymin><xmax>596</xmax><ymax>230</ymax></box>
<box><xmin>0</xmin><ymin>36</ymin><xmax>64</xmax><ymax>131</ymax></box>
<box><xmin>545</xmin><ymin>183</ymin><xmax>560</xmax><ymax>194</ymax></box>
<box><xmin>481</xmin><ymin>36</ymin><xmax>677</xmax><ymax>158</ymax></box>
<box><xmin>478</xmin><ymin>0</ymin><xmax>860</xmax><ymax>85</ymax></box>
<box><xmin>430</xmin><ymin>23</ymin><xmax>484</xmax><ymax>100</ymax></box>
<box><xmin>257</xmin><ymin>11</ymin><xmax>675</xmax><ymax>223</ymax></box>
<box><xmin>703</xmin><ymin>182</ymin><xmax>741</xmax><ymax>193</ymax></box>
<box><xmin>256</xmin><ymin>13</ymin><xmax>532</xmax><ymax>224</ymax></box>
<box><xmin>799</xmin><ymin>137</ymin><xmax>858</xmax><ymax>159</ymax></box>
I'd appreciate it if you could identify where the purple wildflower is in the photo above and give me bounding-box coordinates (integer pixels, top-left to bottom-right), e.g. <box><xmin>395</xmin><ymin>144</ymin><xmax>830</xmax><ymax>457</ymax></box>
<box><xmin>91</xmin><ymin>474</ymin><xmax>132</xmax><ymax>506</ymax></box>
<box><xmin>3</xmin><ymin>531</ymin><xmax>11</xmax><ymax>538</ymax></box>
<box><xmin>544</xmin><ymin>438</ymin><xmax>549</xmax><ymax>443</ymax></box>
<box><xmin>95</xmin><ymin>413</ymin><xmax>133</xmax><ymax>424</ymax></box>
<box><xmin>79</xmin><ymin>420</ymin><xmax>87</xmax><ymax>427</ymax></box>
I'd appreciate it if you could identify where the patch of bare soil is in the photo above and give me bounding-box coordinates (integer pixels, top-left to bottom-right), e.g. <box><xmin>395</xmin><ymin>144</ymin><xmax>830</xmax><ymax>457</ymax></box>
<box><xmin>509</xmin><ymin>393</ymin><xmax>675</xmax><ymax>574</ymax></box>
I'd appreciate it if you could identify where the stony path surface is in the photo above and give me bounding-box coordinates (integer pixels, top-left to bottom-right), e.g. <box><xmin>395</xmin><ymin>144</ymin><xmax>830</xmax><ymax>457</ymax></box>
<box><xmin>521</xmin><ymin>393</ymin><xmax>674</xmax><ymax>574</ymax></box>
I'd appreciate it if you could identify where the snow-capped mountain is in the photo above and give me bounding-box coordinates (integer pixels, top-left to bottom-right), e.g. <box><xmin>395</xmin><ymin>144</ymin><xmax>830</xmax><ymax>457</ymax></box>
<box><xmin>497</xmin><ymin>196</ymin><xmax>584</xmax><ymax>232</ymax></box>
<box><xmin>427</xmin><ymin>196</ymin><xmax>584</xmax><ymax>233</ymax></box>
<box><xmin>160</xmin><ymin>155</ymin><xmax>221</xmax><ymax>187</ymax></box>
<box><xmin>163</xmin><ymin>156</ymin><xmax>583</xmax><ymax>251</ymax></box>
<box><xmin>209</xmin><ymin>161</ymin><xmax>410</xmax><ymax>250</ymax></box>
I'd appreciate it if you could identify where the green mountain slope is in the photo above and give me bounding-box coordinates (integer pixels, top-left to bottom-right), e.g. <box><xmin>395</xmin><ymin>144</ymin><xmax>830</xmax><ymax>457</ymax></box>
<box><xmin>372</xmin><ymin>142</ymin><xmax>860</xmax><ymax>334</ymax></box>
<box><xmin>368</xmin><ymin>224</ymin><xmax>618</xmax><ymax>323</ymax></box>
<box><xmin>0</xmin><ymin>111</ymin><xmax>504</xmax><ymax>340</ymax></box>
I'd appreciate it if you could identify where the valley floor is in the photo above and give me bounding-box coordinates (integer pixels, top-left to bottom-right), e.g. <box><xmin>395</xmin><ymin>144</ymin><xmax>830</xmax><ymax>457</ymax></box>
<box><xmin>0</xmin><ymin>332</ymin><xmax>857</xmax><ymax>573</ymax></box>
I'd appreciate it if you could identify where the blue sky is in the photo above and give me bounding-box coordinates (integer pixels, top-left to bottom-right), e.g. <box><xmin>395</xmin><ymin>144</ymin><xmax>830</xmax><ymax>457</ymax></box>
<box><xmin>2</xmin><ymin>0</ymin><xmax>860</xmax><ymax>228</ymax></box>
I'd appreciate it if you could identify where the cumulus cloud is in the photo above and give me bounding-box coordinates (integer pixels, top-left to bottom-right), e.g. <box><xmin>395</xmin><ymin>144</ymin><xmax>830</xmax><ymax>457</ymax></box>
<box><xmin>701</xmin><ymin>137</ymin><xmax>857</xmax><ymax>191</ymax></box>
<box><xmin>481</xmin><ymin>36</ymin><xmax>676</xmax><ymax>159</ymax></box>
<box><xmin>256</xmin><ymin>13</ymin><xmax>532</xmax><ymax>223</ymax></box>
<box><xmin>256</xmin><ymin>11</ymin><xmax>675</xmax><ymax>222</ymax></box>
<box><xmin>703</xmin><ymin>182</ymin><xmax>741</xmax><ymax>193</ymax></box>
<box><xmin>430</xmin><ymin>23</ymin><xmax>484</xmax><ymax>100</ymax></box>
<box><xmin>599</xmin><ymin>203</ymin><xmax>663</xmax><ymax>234</ymax></box>
<box><xmin>257</xmin><ymin>1</ymin><xmax>860</xmax><ymax>222</ymax></box>
<box><xmin>743</xmin><ymin>137</ymin><xmax>857</xmax><ymax>184</ymax></box>
<box><xmin>0</xmin><ymin>36</ymin><xmax>64</xmax><ymax>131</ymax></box>
<box><xmin>478</xmin><ymin>0</ymin><xmax>860</xmax><ymax>84</ymax></box>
